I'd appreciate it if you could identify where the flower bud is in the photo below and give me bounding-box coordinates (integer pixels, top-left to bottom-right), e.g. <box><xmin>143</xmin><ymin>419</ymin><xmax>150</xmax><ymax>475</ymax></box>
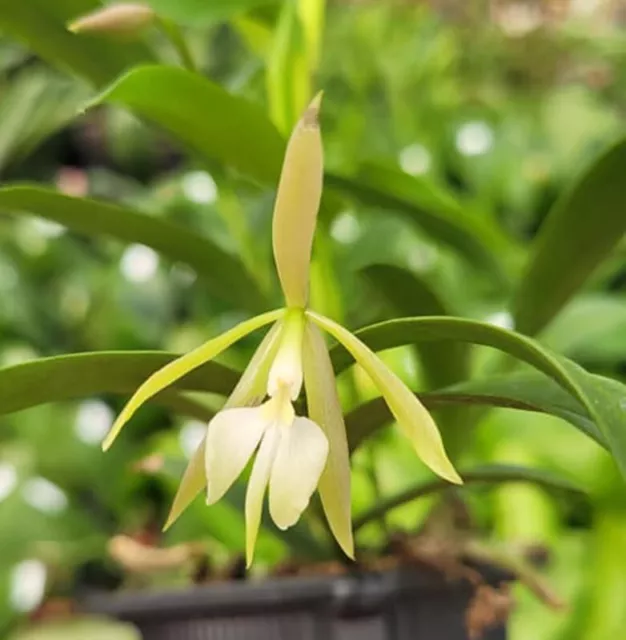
<box><xmin>68</xmin><ymin>3</ymin><xmax>155</xmax><ymax>37</ymax></box>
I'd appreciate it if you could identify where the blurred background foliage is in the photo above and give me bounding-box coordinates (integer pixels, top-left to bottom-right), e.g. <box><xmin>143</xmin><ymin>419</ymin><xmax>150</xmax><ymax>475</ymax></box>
<box><xmin>1</xmin><ymin>0</ymin><xmax>626</xmax><ymax>638</ymax></box>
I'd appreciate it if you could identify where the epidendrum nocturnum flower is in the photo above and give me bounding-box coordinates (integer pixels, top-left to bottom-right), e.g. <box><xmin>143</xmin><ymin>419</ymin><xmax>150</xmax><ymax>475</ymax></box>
<box><xmin>104</xmin><ymin>94</ymin><xmax>462</xmax><ymax>565</ymax></box>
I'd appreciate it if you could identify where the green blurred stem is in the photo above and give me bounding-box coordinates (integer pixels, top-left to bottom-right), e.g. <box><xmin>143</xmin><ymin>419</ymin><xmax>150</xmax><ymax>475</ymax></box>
<box><xmin>354</xmin><ymin>464</ymin><xmax>582</xmax><ymax>532</ymax></box>
<box><xmin>363</xmin><ymin>444</ymin><xmax>390</xmax><ymax>537</ymax></box>
<box><xmin>156</xmin><ymin>17</ymin><xmax>197</xmax><ymax>72</ymax></box>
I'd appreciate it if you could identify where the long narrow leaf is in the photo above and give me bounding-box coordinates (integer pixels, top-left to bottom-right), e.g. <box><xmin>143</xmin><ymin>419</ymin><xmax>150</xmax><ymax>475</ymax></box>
<box><xmin>329</xmin><ymin>316</ymin><xmax>626</xmax><ymax>480</ymax></box>
<box><xmin>89</xmin><ymin>65</ymin><xmax>285</xmax><ymax>186</ymax></box>
<box><xmin>146</xmin><ymin>0</ymin><xmax>279</xmax><ymax>25</ymax></box>
<box><xmin>354</xmin><ymin>464</ymin><xmax>585</xmax><ymax>532</ymax></box>
<box><xmin>0</xmin><ymin>0</ymin><xmax>153</xmax><ymax>87</ymax></box>
<box><xmin>345</xmin><ymin>372</ymin><xmax>606</xmax><ymax>452</ymax></box>
<box><xmin>0</xmin><ymin>185</ymin><xmax>266</xmax><ymax>312</ymax></box>
<box><xmin>326</xmin><ymin>165</ymin><xmax>510</xmax><ymax>282</ymax></box>
<box><xmin>0</xmin><ymin>352</ymin><xmax>238</xmax><ymax>416</ymax></box>
<box><xmin>361</xmin><ymin>263</ymin><xmax>468</xmax><ymax>390</ymax></box>
<box><xmin>513</xmin><ymin>136</ymin><xmax>626</xmax><ymax>335</ymax></box>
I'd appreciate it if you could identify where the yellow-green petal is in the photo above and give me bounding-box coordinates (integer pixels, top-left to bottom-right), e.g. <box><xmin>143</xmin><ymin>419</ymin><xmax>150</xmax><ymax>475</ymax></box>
<box><xmin>163</xmin><ymin>319</ymin><xmax>284</xmax><ymax>530</ymax></box>
<box><xmin>269</xmin><ymin>416</ymin><xmax>328</xmax><ymax>530</ymax></box>
<box><xmin>303</xmin><ymin>321</ymin><xmax>354</xmax><ymax>558</ymax></box>
<box><xmin>245</xmin><ymin>425</ymin><xmax>280</xmax><ymax>566</ymax></box>
<box><xmin>104</xmin><ymin>308</ymin><xmax>283</xmax><ymax>451</ymax></box>
<box><xmin>272</xmin><ymin>92</ymin><xmax>323</xmax><ymax>308</ymax></box>
<box><xmin>307</xmin><ymin>311</ymin><xmax>462</xmax><ymax>485</ymax></box>
<box><xmin>205</xmin><ymin>406</ymin><xmax>271</xmax><ymax>504</ymax></box>
<box><xmin>225</xmin><ymin>319</ymin><xmax>284</xmax><ymax>410</ymax></box>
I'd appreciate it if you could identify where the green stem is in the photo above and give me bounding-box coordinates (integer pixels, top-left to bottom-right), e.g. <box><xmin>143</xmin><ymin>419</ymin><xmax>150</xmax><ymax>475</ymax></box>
<box><xmin>363</xmin><ymin>444</ymin><xmax>390</xmax><ymax>537</ymax></box>
<box><xmin>157</xmin><ymin>17</ymin><xmax>197</xmax><ymax>72</ymax></box>
<box><xmin>353</xmin><ymin>464</ymin><xmax>583</xmax><ymax>532</ymax></box>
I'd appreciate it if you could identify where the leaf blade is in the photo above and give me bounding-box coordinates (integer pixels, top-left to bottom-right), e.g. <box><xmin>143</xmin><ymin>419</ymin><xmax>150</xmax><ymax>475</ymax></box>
<box><xmin>0</xmin><ymin>0</ymin><xmax>153</xmax><ymax>87</ymax></box>
<box><xmin>345</xmin><ymin>371</ymin><xmax>606</xmax><ymax>452</ymax></box>
<box><xmin>89</xmin><ymin>65</ymin><xmax>285</xmax><ymax>186</ymax></box>
<box><xmin>0</xmin><ymin>185</ymin><xmax>266</xmax><ymax>312</ymax></box>
<box><xmin>354</xmin><ymin>464</ymin><xmax>585</xmax><ymax>532</ymax></box>
<box><xmin>325</xmin><ymin>165</ymin><xmax>510</xmax><ymax>282</ymax></box>
<box><xmin>330</xmin><ymin>316</ymin><xmax>626</xmax><ymax>480</ymax></box>
<box><xmin>308</xmin><ymin>311</ymin><xmax>461</xmax><ymax>484</ymax></box>
<box><xmin>361</xmin><ymin>263</ymin><xmax>468</xmax><ymax>390</ymax></box>
<box><xmin>146</xmin><ymin>0</ymin><xmax>278</xmax><ymax>25</ymax></box>
<box><xmin>0</xmin><ymin>352</ymin><xmax>239</xmax><ymax>416</ymax></box>
<box><xmin>513</xmin><ymin>136</ymin><xmax>626</xmax><ymax>335</ymax></box>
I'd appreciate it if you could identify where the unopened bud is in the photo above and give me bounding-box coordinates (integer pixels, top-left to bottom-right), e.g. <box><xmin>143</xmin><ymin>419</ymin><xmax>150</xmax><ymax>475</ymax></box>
<box><xmin>68</xmin><ymin>3</ymin><xmax>155</xmax><ymax>36</ymax></box>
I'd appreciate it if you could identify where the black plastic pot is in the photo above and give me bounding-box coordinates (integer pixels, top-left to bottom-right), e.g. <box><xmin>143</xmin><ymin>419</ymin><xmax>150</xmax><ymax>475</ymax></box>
<box><xmin>83</xmin><ymin>567</ymin><xmax>509</xmax><ymax>640</ymax></box>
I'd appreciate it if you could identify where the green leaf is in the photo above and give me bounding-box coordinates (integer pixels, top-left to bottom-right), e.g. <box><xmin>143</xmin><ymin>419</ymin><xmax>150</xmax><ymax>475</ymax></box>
<box><xmin>146</xmin><ymin>0</ymin><xmax>278</xmax><ymax>25</ymax></box>
<box><xmin>266</xmin><ymin>0</ymin><xmax>310</xmax><ymax>134</ymax></box>
<box><xmin>325</xmin><ymin>164</ymin><xmax>511</xmax><ymax>282</ymax></box>
<box><xmin>0</xmin><ymin>352</ymin><xmax>239</xmax><ymax>417</ymax></box>
<box><xmin>0</xmin><ymin>185</ymin><xmax>266</xmax><ymax>311</ymax></box>
<box><xmin>0</xmin><ymin>0</ymin><xmax>153</xmax><ymax>87</ymax></box>
<box><xmin>513</xmin><ymin>136</ymin><xmax>626</xmax><ymax>335</ymax></box>
<box><xmin>353</xmin><ymin>464</ymin><xmax>585</xmax><ymax>532</ymax></box>
<box><xmin>90</xmin><ymin>65</ymin><xmax>285</xmax><ymax>186</ymax></box>
<box><xmin>361</xmin><ymin>263</ymin><xmax>468</xmax><ymax>389</ymax></box>
<box><xmin>329</xmin><ymin>316</ymin><xmax>626</xmax><ymax>480</ymax></box>
<box><xmin>297</xmin><ymin>0</ymin><xmax>325</xmax><ymax>69</ymax></box>
<box><xmin>345</xmin><ymin>371</ymin><xmax>606</xmax><ymax>452</ymax></box>
<box><xmin>0</xmin><ymin>70</ymin><xmax>89</xmax><ymax>173</ymax></box>
<box><xmin>541</xmin><ymin>294</ymin><xmax>626</xmax><ymax>362</ymax></box>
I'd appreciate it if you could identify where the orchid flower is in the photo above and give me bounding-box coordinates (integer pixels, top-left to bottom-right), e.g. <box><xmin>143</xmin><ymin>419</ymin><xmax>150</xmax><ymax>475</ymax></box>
<box><xmin>104</xmin><ymin>94</ymin><xmax>461</xmax><ymax>565</ymax></box>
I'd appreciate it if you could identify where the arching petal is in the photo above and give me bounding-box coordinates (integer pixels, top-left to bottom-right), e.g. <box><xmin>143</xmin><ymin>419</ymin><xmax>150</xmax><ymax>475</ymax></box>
<box><xmin>225</xmin><ymin>320</ymin><xmax>284</xmax><ymax>410</ymax></box>
<box><xmin>104</xmin><ymin>309</ymin><xmax>283</xmax><ymax>450</ymax></box>
<box><xmin>163</xmin><ymin>321</ymin><xmax>283</xmax><ymax>531</ymax></box>
<box><xmin>269</xmin><ymin>417</ymin><xmax>328</xmax><ymax>530</ymax></box>
<box><xmin>205</xmin><ymin>406</ymin><xmax>271</xmax><ymax>504</ymax></box>
<box><xmin>307</xmin><ymin>310</ymin><xmax>461</xmax><ymax>485</ymax></box>
<box><xmin>245</xmin><ymin>425</ymin><xmax>280</xmax><ymax>566</ymax></box>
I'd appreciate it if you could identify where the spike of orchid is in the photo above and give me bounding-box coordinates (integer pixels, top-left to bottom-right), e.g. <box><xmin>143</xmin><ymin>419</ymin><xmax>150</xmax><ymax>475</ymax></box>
<box><xmin>104</xmin><ymin>94</ymin><xmax>462</xmax><ymax>565</ymax></box>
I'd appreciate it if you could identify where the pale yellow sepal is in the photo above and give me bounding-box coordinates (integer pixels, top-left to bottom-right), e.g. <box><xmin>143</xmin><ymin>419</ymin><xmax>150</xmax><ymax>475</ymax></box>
<box><xmin>246</xmin><ymin>425</ymin><xmax>280</xmax><ymax>566</ymax></box>
<box><xmin>163</xmin><ymin>319</ymin><xmax>284</xmax><ymax>531</ymax></box>
<box><xmin>104</xmin><ymin>309</ymin><xmax>283</xmax><ymax>451</ymax></box>
<box><xmin>307</xmin><ymin>311</ymin><xmax>462</xmax><ymax>485</ymax></box>
<box><xmin>272</xmin><ymin>93</ymin><xmax>323</xmax><ymax>308</ymax></box>
<box><xmin>303</xmin><ymin>322</ymin><xmax>354</xmax><ymax>558</ymax></box>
